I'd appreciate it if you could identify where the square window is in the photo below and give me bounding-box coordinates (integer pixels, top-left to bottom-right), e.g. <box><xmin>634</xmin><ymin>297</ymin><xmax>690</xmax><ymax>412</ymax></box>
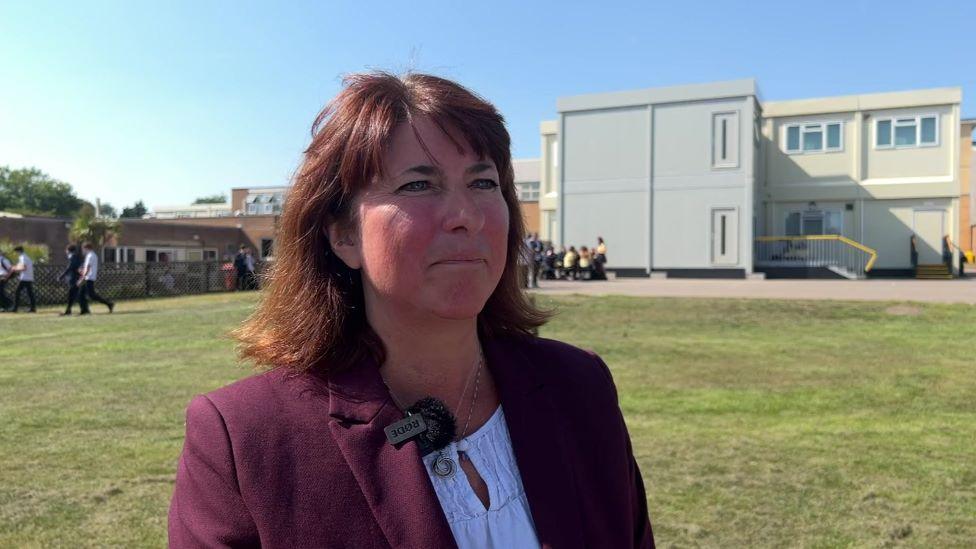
<box><xmin>826</xmin><ymin>124</ymin><xmax>841</xmax><ymax>150</ymax></box>
<box><xmin>895</xmin><ymin>123</ymin><xmax>916</xmax><ymax>146</ymax></box>
<box><xmin>802</xmin><ymin>127</ymin><xmax>823</xmax><ymax>151</ymax></box>
<box><xmin>877</xmin><ymin>120</ymin><xmax>892</xmax><ymax>147</ymax></box>
<box><xmin>786</xmin><ymin>126</ymin><xmax>800</xmax><ymax>152</ymax></box>
<box><xmin>920</xmin><ymin>116</ymin><xmax>937</xmax><ymax>144</ymax></box>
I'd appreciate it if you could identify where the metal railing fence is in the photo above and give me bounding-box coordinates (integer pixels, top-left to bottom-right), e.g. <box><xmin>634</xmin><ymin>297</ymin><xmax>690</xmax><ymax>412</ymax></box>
<box><xmin>754</xmin><ymin>235</ymin><xmax>877</xmax><ymax>278</ymax></box>
<box><xmin>1</xmin><ymin>261</ymin><xmax>267</xmax><ymax>307</ymax></box>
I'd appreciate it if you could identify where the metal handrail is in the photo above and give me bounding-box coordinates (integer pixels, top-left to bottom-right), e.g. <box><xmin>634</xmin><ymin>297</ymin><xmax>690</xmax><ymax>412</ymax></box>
<box><xmin>754</xmin><ymin>235</ymin><xmax>878</xmax><ymax>277</ymax></box>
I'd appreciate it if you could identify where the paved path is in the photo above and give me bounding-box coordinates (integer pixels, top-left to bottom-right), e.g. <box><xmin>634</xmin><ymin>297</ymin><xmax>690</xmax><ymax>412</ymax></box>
<box><xmin>529</xmin><ymin>277</ymin><xmax>976</xmax><ymax>304</ymax></box>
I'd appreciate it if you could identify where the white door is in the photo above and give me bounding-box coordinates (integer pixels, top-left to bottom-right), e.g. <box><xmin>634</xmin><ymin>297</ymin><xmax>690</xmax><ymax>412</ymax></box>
<box><xmin>711</xmin><ymin>208</ymin><xmax>738</xmax><ymax>265</ymax></box>
<box><xmin>912</xmin><ymin>210</ymin><xmax>944</xmax><ymax>264</ymax></box>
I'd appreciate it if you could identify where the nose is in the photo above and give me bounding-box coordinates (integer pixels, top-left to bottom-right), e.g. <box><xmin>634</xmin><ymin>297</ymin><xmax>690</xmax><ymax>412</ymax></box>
<box><xmin>440</xmin><ymin>185</ymin><xmax>485</xmax><ymax>234</ymax></box>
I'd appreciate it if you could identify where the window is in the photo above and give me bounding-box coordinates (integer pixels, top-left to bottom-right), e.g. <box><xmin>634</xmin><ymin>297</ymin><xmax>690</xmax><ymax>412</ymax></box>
<box><xmin>786</xmin><ymin>126</ymin><xmax>800</xmax><ymax>151</ymax></box>
<box><xmin>875</xmin><ymin>114</ymin><xmax>938</xmax><ymax>148</ymax></box>
<box><xmin>103</xmin><ymin>247</ymin><xmax>117</xmax><ymax>263</ymax></box>
<box><xmin>786</xmin><ymin>210</ymin><xmax>843</xmax><ymax>236</ymax></box>
<box><xmin>261</xmin><ymin>239</ymin><xmax>274</xmax><ymax>258</ymax></box>
<box><xmin>203</xmin><ymin>249</ymin><xmax>217</xmax><ymax>261</ymax></box>
<box><xmin>146</xmin><ymin>250</ymin><xmax>157</xmax><ymax>262</ymax></box>
<box><xmin>895</xmin><ymin>118</ymin><xmax>916</xmax><ymax>146</ymax></box>
<box><xmin>826</xmin><ymin>124</ymin><xmax>841</xmax><ymax>149</ymax></box>
<box><xmin>877</xmin><ymin>120</ymin><xmax>892</xmax><ymax>147</ymax></box>
<box><xmin>784</xmin><ymin>122</ymin><xmax>843</xmax><ymax>153</ymax></box>
<box><xmin>125</xmin><ymin>248</ymin><xmax>136</xmax><ymax>263</ymax></box>
<box><xmin>712</xmin><ymin>112</ymin><xmax>739</xmax><ymax>168</ymax></box>
<box><xmin>825</xmin><ymin>211</ymin><xmax>842</xmax><ymax>235</ymax></box>
<box><xmin>786</xmin><ymin>212</ymin><xmax>801</xmax><ymax>236</ymax></box>
<box><xmin>517</xmin><ymin>181</ymin><xmax>540</xmax><ymax>201</ymax></box>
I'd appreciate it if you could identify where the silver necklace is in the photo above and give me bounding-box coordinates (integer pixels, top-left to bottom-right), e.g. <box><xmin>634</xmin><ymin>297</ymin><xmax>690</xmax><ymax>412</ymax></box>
<box><xmin>382</xmin><ymin>348</ymin><xmax>485</xmax><ymax>479</ymax></box>
<box><xmin>432</xmin><ymin>352</ymin><xmax>484</xmax><ymax>478</ymax></box>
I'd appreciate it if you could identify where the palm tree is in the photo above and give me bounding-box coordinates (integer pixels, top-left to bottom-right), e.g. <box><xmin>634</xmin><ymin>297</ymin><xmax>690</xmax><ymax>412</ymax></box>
<box><xmin>70</xmin><ymin>212</ymin><xmax>121</xmax><ymax>254</ymax></box>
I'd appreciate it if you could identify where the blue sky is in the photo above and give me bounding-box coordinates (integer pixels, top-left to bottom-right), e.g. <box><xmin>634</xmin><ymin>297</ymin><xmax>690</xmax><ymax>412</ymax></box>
<box><xmin>2</xmin><ymin>0</ymin><xmax>974</xmax><ymax>211</ymax></box>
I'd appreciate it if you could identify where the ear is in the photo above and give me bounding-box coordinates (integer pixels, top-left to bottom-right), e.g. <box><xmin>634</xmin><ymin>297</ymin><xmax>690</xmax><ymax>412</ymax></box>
<box><xmin>325</xmin><ymin>221</ymin><xmax>362</xmax><ymax>270</ymax></box>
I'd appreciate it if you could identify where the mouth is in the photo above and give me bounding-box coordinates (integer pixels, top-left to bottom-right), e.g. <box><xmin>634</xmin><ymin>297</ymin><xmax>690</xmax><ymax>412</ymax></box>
<box><xmin>432</xmin><ymin>258</ymin><xmax>486</xmax><ymax>266</ymax></box>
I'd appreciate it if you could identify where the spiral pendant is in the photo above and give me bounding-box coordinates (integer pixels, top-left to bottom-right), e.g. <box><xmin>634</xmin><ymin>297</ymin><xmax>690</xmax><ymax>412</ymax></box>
<box><xmin>432</xmin><ymin>452</ymin><xmax>456</xmax><ymax>478</ymax></box>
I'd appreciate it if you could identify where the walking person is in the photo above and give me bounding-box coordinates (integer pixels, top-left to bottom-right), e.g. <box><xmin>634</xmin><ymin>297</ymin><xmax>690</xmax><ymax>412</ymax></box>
<box><xmin>0</xmin><ymin>249</ymin><xmax>13</xmax><ymax>312</ymax></box>
<box><xmin>78</xmin><ymin>243</ymin><xmax>114</xmax><ymax>314</ymax></box>
<box><xmin>244</xmin><ymin>246</ymin><xmax>257</xmax><ymax>290</ymax></box>
<box><xmin>7</xmin><ymin>246</ymin><xmax>37</xmax><ymax>313</ymax></box>
<box><xmin>58</xmin><ymin>244</ymin><xmax>88</xmax><ymax>316</ymax></box>
<box><xmin>234</xmin><ymin>245</ymin><xmax>249</xmax><ymax>291</ymax></box>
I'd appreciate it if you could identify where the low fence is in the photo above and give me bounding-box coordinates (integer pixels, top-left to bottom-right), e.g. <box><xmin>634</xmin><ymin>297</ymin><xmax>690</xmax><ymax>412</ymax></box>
<box><xmin>1</xmin><ymin>261</ymin><xmax>267</xmax><ymax>307</ymax></box>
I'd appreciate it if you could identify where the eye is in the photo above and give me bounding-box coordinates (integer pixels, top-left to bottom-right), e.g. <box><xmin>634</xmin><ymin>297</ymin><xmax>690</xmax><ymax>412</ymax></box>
<box><xmin>398</xmin><ymin>180</ymin><xmax>430</xmax><ymax>192</ymax></box>
<box><xmin>471</xmin><ymin>178</ymin><xmax>499</xmax><ymax>190</ymax></box>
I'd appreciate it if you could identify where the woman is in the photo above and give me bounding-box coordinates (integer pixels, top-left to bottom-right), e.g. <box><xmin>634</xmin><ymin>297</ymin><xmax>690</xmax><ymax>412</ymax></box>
<box><xmin>168</xmin><ymin>72</ymin><xmax>654</xmax><ymax>548</ymax></box>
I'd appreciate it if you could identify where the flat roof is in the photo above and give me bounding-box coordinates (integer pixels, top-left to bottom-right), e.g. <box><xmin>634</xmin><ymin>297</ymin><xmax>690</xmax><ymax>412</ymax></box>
<box><xmin>764</xmin><ymin>87</ymin><xmax>962</xmax><ymax>117</ymax></box>
<box><xmin>557</xmin><ymin>78</ymin><xmax>758</xmax><ymax>113</ymax></box>
<box><xmin>512</xmin><ymin>158</ymin><xmax>541</xmax><ymax>182</ymax></box>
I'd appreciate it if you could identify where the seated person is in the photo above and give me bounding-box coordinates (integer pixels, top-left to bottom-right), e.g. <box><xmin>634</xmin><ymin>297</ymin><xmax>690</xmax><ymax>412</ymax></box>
<box><xmin>578</xmin><ymin>247</ymin><xmax>593</xmax><ymax>280</ymax></box>
<box><xmin>563</xmin><ymin>246</ymin><xmax>579</xmax><ymax>280</ymax></box>
<box><xmin>541</xmin><ymin>247</ymin><xmax>557</xmax><ymax>280</ymax></box>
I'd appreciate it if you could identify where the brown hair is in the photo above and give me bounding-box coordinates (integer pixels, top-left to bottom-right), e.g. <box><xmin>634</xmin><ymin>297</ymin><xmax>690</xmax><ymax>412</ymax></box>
<box><xmin>235</xmin><ymin>71</ymin><xmax>548</xmax><ymax>374</ymax></box>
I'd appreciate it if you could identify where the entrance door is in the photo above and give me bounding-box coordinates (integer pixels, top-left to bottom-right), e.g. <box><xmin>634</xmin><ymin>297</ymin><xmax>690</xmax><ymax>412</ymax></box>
<box><xmin>912</xmin><ymin>210</ymin><xmax>944</xmax><ymax>264</ymax></box>
<box><xmin>711</xmin><ymin>208</ymin><xmax>738</xmax><ymax>265</ymax></box>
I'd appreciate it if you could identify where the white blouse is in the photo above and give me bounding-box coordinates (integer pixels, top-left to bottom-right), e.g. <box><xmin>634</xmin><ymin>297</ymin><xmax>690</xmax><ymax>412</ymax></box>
<box><xmin>422</xmin><ymin>405</ymin><xmax>541</xmax><ymax>549</ymax></box>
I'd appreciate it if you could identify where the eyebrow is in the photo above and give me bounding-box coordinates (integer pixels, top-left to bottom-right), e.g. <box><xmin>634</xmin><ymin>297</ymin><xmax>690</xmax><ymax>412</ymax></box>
<box><xmin>398</xmin><ymin>162</ymin><xmax>496</xmax><ymax>178</ymax></box>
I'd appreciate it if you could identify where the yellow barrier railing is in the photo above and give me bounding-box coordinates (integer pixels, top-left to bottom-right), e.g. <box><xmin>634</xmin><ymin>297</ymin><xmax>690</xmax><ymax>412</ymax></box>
<box><xmin>755</xmin><ymin>235</ymin><xmax>878</xmax><ymax>273</ymax></box>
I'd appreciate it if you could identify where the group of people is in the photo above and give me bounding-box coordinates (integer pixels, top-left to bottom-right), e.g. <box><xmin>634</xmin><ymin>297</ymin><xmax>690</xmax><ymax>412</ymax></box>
<box><xmin>523</xmin><ymin>234</ymin><xmax>609</xmax><ymax>287</ymax></box>
<box><xmin>0</xmin><ymin>242</ymin><xmax>115</xmax><ymax>315</ymax></box>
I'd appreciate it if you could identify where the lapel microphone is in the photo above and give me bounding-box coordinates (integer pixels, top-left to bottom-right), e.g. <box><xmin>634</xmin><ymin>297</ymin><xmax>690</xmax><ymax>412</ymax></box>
<box><xmin>384</xmin><ymin>396</ymin><xmax>456</xmax><ymax>457</ymax></box>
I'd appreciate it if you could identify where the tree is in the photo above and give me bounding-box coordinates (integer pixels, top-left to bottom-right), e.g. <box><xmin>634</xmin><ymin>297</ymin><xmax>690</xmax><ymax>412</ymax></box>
<box><xmin>99</xmin><ymin>202</ymin><xmax>118</xmax><ymax>219</ymax></box>
<box><xmin>120</xmin><ymin>200</ymin><xmax>148</xmax><ymax>218</ymax></box>
<box><xmin>193</xmin><ymin>193</ymin><xmax>228</xmax><ymax>204</ymax></box>
<box><xmin>0</xmin><ymin>166</ymin><xmax>84</xmax><ymax>217</ymax></box>
<box><xmin>70</xmin><ymin>211</ymin><xmax>121</xmax><ymax>254</ymax></box>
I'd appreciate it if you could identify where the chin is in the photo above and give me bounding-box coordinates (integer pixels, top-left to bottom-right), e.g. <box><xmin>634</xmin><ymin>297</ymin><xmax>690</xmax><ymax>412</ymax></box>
<box><xmin>424</xmin><ymin>282</ymin><xmax>495</xmax><ymax>320</ymax></box>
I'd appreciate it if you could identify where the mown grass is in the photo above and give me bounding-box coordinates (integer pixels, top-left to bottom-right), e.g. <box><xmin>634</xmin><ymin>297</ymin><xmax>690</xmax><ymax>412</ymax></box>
<box><xmin>0</xmin><ymin>292</ymin><xmax>973</xmax><ymax>547</ymax></box>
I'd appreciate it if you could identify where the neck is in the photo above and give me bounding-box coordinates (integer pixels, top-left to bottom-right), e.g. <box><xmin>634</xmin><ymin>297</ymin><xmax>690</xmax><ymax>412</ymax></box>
<box><xmin>365</xmin><ymin>298</ymin><xmax>483</xmax><ymax>409</ymax></box>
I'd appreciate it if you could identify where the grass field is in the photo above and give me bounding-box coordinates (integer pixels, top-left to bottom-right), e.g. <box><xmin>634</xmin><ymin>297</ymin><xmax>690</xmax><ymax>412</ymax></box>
<box><xmin>1</xmin><ymin>292</ymin><xmax>974</xmax><ymax>547</ymax></box>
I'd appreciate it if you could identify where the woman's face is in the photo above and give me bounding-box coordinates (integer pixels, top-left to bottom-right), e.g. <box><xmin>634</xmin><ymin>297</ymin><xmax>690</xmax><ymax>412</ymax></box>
<box><xmin>331</xmin><ymin>116</ymin><xmax>510</xmax><ymax>323</ymax></box>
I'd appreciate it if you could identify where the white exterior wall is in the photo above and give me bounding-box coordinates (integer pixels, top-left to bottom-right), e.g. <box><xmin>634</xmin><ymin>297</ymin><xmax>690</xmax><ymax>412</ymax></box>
<box><xmin>558</xmin><ymin>80</ymin><xmax>758</xmax><ymax>275</ymax></box>
<box><xmin>561</xmin><ymin>106</ymin><xmax>651</xmax><ymax>269</ymax></box>
<box><xmin>761</xmin><ymin>88</ymin><xmax>961</xmax><ymax>272</ymax></box>
<box><xmin>651</xmin><ymin>98</ymin><xmax>755</xmax><ymax>271</ymax></box>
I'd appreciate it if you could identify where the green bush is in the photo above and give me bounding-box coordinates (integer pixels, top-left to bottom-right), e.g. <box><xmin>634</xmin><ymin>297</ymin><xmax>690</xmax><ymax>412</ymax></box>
<box><xmin>0</xmin><ymin>239</ymin><xmax>50</xmax><ymax>264</ymax></box>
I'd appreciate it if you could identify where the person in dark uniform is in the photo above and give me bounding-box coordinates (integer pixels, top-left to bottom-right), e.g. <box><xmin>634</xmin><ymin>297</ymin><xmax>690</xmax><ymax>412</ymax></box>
<box><xmin>58</xmin><ymin>244</ymin><xmax>88</xmax><ymax>316</ymax></box>
<box><xmin>234</xmin><ymin>245</ymin><xmax>249</xmax><ymax>291</ymax></box>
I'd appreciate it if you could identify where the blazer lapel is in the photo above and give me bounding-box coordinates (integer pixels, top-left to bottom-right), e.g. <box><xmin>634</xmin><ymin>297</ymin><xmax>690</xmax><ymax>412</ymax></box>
<box><xmin>485</xmin><ymin>337</ymin><xmax>586</xmax><ymax>549</ymax></box>
<box><xmin>326</xmin><ymin>359</ymin><xmax>457</xmax><ymax>549</ymax></box>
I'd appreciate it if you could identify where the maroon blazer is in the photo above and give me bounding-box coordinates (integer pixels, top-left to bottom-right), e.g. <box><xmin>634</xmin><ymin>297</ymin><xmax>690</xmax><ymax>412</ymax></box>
<box><xmin>169</xmin><ymin>336</ymin><xmax>654</xmax><ymax>548</ymax></box>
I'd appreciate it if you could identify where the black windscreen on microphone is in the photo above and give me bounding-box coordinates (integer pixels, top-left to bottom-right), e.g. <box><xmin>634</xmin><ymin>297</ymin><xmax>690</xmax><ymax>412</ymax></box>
<box><xmin>407</xmin><ymin>397</ymin><xmax>456</xmax><ymax>456</ymax></box>
<box><xmin>382</xmin><ymin>396</ymin><xmax>457</xmax><ymax>456</ymax></box>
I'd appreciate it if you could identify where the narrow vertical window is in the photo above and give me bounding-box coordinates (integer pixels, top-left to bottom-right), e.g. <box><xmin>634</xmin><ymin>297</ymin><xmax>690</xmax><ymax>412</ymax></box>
<box><xmin>786</xmin><ymin>126</ymin><xmax>801</xmax><ymax>152</ymax></box>
<box><xmin>876</xmin><ymin>120</ymin><xmax>892</xmax><ymax>147</ymax></box>
<box><xmin>826</xmin><ymin>123</ymin><xmax>841</xmax><ymax>150</ymax></box>
<box><xmin>720</xmin><ymin>215</ymin><xmax>727</xmax><ymax>255</ymax></box>
<box><xmin>920</xmin><ymin>116</ymin><xmax>937</xmax><ymax>145</ymax></box>
<box><xmin>712</xmin><ymin>112</ymin><xmax>739</xmax><ymax>168</ymax></box>
<box><xmin>721</xmin><ymin>119</ymin><xmax>728</xmax><ymax>160</ymax></box>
